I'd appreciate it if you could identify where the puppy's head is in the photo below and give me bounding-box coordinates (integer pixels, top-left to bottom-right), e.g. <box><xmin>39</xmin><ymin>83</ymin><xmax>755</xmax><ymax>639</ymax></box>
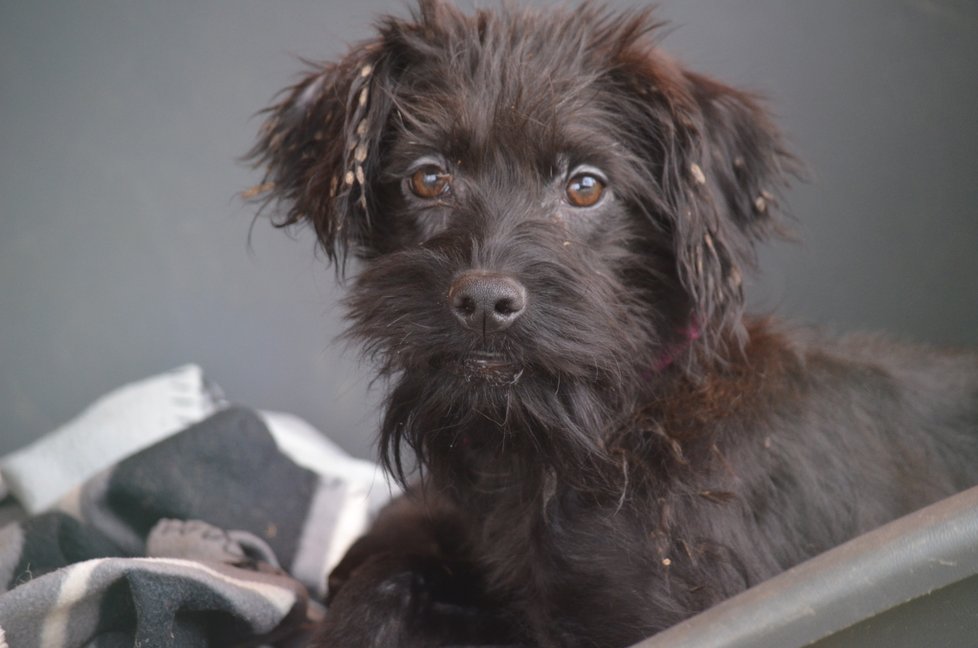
<box><xmin>248</xmin><ymin>0</ymin><xmax>793</xmax><ymax>483</ymax></box>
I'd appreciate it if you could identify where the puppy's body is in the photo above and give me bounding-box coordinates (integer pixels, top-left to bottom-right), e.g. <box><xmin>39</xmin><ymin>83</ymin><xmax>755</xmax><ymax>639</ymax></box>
<box><xmin>248</xmin><ymin>2</ymin><xmax>978</xmax><ymax>645</ymax></box>
<box><xmin>322</xmin><ymin>326</ymin><xmax>978</xmax><ymax>647</ymax></box>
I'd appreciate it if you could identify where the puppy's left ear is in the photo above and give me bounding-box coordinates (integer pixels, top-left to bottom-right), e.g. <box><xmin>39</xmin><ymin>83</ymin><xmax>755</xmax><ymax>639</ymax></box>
<box><xmin>674</xmin><ymin>71</ymin><xmax>794</xmax><ymax>342</ymax></box>
<box><xmin>245</xmin><ymin>42</ymin><xmax>390</xmax><ymax>269</ymax></box>
<box><xmin>620</xmin><ymin>53</ymin><xmax>795</xmax><ymax>349</ymax></box>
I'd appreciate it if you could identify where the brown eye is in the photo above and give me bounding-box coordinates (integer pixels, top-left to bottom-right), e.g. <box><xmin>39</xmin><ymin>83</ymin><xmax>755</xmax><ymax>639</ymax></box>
<box><xmin>409</xmin><ymin>165</ymin><xmax>451</xmax><ymax>199</ymax></box>
<box><xmin>566</xmin><ymin>172</ymin><xmax>606</xmax><ymax>207</ymax></box>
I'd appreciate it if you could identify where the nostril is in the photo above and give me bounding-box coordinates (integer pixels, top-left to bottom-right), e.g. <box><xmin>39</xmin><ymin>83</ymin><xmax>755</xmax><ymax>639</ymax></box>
<box><xmin>495</xmin><ymin>298</ymin><xmax>515</xmax><ymax>316</ymax></box>
<box><xmin>494</xmin><ymin>295</ymin><xmax>524</xmax><ymax>317</ymax></box>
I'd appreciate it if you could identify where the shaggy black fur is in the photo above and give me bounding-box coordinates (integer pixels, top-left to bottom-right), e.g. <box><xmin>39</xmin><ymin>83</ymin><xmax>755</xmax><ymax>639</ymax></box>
<box><xmin>247</xmin><ymin>2</ymin><xmax>978</xmax><ymax>646</ymax></box>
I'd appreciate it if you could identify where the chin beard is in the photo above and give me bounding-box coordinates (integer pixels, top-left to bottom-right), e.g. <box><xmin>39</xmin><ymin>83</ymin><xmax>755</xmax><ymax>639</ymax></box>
<box><xmin>377</xmin><ymin>358</ymin><xmax>631</xmax><ymax>494</ymax></box>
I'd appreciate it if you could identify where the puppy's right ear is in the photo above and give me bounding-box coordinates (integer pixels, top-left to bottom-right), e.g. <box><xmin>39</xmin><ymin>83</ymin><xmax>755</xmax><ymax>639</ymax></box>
<box><xmin>246</xmin><ymin>42</ymin><xmax>389</xmax><ymax>267</ymax></box>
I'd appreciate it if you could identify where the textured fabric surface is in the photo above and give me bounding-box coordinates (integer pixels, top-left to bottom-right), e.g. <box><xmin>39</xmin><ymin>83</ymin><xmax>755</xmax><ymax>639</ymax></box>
<box><xmin>0</xmin><ymin>402</ymin><xmax>394</xmax><ymax>647</ymax></box>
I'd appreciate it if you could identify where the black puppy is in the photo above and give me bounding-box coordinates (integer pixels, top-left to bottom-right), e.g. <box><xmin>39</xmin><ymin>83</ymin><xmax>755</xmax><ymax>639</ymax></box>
<box><xmin>248</xmin><ymin>1</ymin><xmax>978</xmax><ymax>646</ymax></box>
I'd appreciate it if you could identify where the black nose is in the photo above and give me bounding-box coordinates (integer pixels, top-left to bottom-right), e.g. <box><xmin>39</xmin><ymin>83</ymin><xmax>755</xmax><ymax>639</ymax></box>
<box><xmin>449</xmin><ymin>272</ymin><xmax>528</xmax><ymax>333</ymax></box>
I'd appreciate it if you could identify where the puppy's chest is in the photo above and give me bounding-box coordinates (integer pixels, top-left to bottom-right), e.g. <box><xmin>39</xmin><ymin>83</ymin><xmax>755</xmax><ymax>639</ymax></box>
<box><xmin>464</xmin><ymin>474</ymin><xmax>639</xmax><ymax>591</ymax></box>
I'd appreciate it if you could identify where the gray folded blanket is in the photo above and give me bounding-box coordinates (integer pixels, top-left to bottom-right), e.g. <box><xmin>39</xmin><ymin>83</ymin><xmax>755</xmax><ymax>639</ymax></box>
<box><xmin>0</xmin><ymin>407</ymin><xmax>369</xmax><ymax>647</ymax></box>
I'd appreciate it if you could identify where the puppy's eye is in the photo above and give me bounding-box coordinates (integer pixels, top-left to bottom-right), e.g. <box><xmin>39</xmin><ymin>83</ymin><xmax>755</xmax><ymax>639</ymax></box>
<box><xmin>409</xmin><ymin>165</ymin><xmax>452</xmax><ymax>199</ymax></box>
<box><xmin>565</xmin><ymin>172</ymin><xmax>606</xmax><ymax>207</ymax></box>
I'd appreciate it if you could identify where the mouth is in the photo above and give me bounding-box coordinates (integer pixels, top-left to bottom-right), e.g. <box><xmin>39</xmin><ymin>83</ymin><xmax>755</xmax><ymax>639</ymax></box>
<box><xmin>447</xmin><ymin>351</ymin><xmax>525</xmax><ymax>386</ymax></box>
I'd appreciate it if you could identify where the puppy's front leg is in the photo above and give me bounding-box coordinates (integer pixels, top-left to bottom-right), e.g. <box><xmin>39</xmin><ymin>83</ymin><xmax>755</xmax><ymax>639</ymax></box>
<box><xmin>312</xmin><ymin>490</ymin><xmax>526</xmax><ymax>647</ymax></box>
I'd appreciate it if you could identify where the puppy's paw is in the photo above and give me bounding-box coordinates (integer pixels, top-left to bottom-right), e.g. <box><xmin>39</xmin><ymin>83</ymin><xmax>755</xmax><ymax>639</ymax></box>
<box><xmin>313</xmin><ymin>554</ymin><xmax>525</xmax><ymax>647</ymax></box>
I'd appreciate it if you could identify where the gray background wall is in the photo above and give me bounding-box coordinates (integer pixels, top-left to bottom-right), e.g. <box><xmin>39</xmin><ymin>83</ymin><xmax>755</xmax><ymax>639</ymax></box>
<box><xmin>2</xmin><ymin>1</ymin><xmax>976</xmax><ymax>460</ymax></box>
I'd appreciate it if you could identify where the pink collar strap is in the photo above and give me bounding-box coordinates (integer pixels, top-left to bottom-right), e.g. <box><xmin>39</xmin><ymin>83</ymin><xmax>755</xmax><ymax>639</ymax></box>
<box><xmin>651</xmin><ymin>319</ymin><xmax>701</xmax><ymax>373</ymax></box>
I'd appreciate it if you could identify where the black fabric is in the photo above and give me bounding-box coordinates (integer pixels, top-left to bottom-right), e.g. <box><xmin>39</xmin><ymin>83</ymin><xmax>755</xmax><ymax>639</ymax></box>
<box><xmin>106</xmin><ymin>407</ymin><xmax>320</xmax><ymax>568</ymax></box>
<box><xmin>12</xmin><ymin>512</ymin><xmax>123</xmax><ymax>584</ymax></box>
<box><xmin>0</xmin><ymin>406</ymin><xmax>328</xmax><ymax>647</ymax></box>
